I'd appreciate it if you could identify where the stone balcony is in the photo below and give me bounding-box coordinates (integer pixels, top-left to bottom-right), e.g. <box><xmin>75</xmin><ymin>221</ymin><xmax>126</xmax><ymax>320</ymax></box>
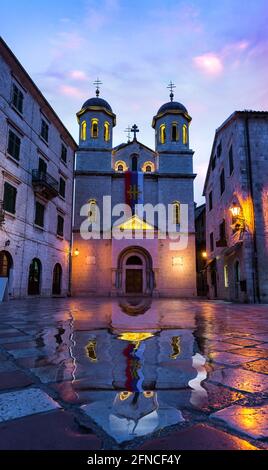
<box><xmin>32</xmin><ymin>170</ymin><xmax>59</xmax><ymax>200</ymax></box>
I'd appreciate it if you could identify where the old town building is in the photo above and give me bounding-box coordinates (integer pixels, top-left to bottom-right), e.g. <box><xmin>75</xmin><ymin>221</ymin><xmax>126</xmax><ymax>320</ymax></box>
<box><xmin>0</xmin><ymin>38</ymin><xmax>77</xmax><ymax>299</ymax></box>
<box><xmin>203</xmin><ymin>111</ymin><xmax>268</xmax><ymax>303</ymax></box>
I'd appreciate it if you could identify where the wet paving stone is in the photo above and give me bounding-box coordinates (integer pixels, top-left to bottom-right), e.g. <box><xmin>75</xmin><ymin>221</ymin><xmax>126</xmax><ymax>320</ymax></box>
<box><xmin>229</xmin><ymin>348</ymin><xmax>268</xmax><ymax>358</ymax></box>
<box><xmin>0</xmin><ymin>388</ymin><xmax>60</xmax><ymax>421</ymax></box>
<box><xmin>208</xmin><ymin>351</ymin><xmax>257</xmax><ymax>366</ymax></box>
<box><xmin>223</xmin><ymin>338</ymin><xmax>263</xmax><ymax>347</ymax></box>
<box><xmin>0</xmin><ymin>370</ymin><xmax>34</xmax><ymax>390</ymax></box>
<box><xmin>242</xmin><ymin>359</ymin><xmax>268</xmax><ymax>375</ymax></box>
<box><xmin>0</xmin><ymin>298</ymin><xmax>267</xmax><ymax>449</ymax></box>
<box><xmin>209</xmin><ymin>368</ymin><xmax>268</xmax><ymax>393</ymax></box>
<box><xmin>200</xmin><ymin>383</ymin><xmax>245</xmax><ymax>412</ymax></box>
<box><xmin>0</xmin><ymin>410</ymin><xmax>102</xmax><ymax>450</ymax></box>
<box><xmin>138</xmin><ymin>423</ymin><xmax>259</xmax><ymax>450</ymax></box>
<box><xmin>211</xmin><ymin>404</ymin><xmax>268</xmax><ymax>440</ymax></box>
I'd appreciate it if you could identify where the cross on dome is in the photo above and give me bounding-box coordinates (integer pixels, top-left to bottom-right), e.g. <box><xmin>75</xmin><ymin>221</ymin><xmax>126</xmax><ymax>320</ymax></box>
<box><xmin>167</xmin><ymin>80</ymin><xmax>176</xmax><ymax>102</ymax></box>
<box><xmin>93</xmin><ymin>77</ymin><xmax>102</xmax><ymax>97</ymax></box>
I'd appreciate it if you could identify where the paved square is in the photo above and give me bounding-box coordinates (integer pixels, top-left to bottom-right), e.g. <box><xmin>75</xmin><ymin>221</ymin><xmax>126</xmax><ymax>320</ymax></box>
<box><xmin>0</xmin><ymin>297</ymin><xmax>267</xmax><ymax>450</ymax></box>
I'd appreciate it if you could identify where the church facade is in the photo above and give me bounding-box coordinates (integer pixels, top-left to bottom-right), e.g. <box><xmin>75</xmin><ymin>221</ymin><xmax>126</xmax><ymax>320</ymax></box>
<box><xmin>72</xmin><ymin>86</ymin><xmax>196</xmax><ymax>297</ymax></box>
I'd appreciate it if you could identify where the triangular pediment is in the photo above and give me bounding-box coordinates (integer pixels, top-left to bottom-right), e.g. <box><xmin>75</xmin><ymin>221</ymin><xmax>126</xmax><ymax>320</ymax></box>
<box><xmin>113</xmin><ymin>139</ymin><xmax>156</xmax><ymax>156</ymax></box>
<box><xmin>115</xmin><ymin>215</ymin><xmax>155</xmax><ymax>231</ymax></box>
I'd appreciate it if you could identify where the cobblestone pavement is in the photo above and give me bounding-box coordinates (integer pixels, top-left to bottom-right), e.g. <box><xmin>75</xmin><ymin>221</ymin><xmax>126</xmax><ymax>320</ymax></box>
<box><xmin>0</xmin><ymin>297</ymin><xmax>267</xmax><ymax>450</ymax></box>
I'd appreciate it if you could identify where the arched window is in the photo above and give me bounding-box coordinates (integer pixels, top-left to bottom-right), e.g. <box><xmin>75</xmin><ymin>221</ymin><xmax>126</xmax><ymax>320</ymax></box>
<box><xmin>115</xmin><ymin>161</ymin><xmax>127</xmax><ymax>172</ymax></box>
<box><xmin>172</xmin><ymin>123</ymin><xmax>179</xmax><ymax>141</ymax></box>
<box><xmin>88</xmin><ymin>199</ymin><xmax>97</xmax><ymax>222</ymax></box>
<box><xmin>81</xmin><ymin>120</ymin><xmax>86</xmax><ymax>141</ymax></box>
<box><xmin>91</xmin><ymin>118</ymin><xmax>99</xmax><ymax>138</ymax></box>
<box><xmin>142</xmin><ymin>161</ymin><xmax>155</xmax><ymax>173</ymax></box>
<box><xmin>172</xmin><ymin>201</ymin><xmax>180</xmax><ymax>225</ymax></box>
<box><xmin>104</xmin><ymin>121</ymin><xmax>110</xmax><ymax>141</ymax></box>
<box><xmin>52</xmin><ymin>263</ymin><xmax>62</xmax><ymax>295</ymax></box>
<box><xmin>28</xmin><ymin>258</ymin><xmax>41</xmax><ymax>295</ymax></box>
<box><xmin>132</xmin><ymin>155</ymin><xmax>138</xmax><ymax>171</ymax></box>
<box><xmin>159</xmin><ymin>124</ymin><xmax>166</xmax><ymax>144</ymax></box>
<box><xmin>182</xmin><ymin>124</ymin><xmax>188</xmax><ymax>144</ymax></box>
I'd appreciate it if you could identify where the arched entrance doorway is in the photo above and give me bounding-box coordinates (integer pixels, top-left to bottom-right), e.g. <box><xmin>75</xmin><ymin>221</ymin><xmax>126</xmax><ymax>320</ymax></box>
<box><xmin>52</xmin><ymin>263</ymin><xmax>62</xmax><ymax>295</ymax></box>
<box><xmin>0</xmin><ymin>251</ymin><xmax>13</xmax><ymax>278</ymax></box>
<box><xmin>28</xmin><ymin>258</ymin><xmax>41</xmax><ymax>295</ymax></box>
<box><xmin>0</xmin><ymin>251</ymin><xmax>13</xmax><ymax>298</ymax></box>
<box><xmin>117</xmin><ymin>247</ymin><xmax>154</xmax><ymax>295</ymax></box>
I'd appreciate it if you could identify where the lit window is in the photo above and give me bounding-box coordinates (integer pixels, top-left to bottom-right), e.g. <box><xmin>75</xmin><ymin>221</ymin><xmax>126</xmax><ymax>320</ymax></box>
<box><xmin>81</xmin><ymin>121</ymin><xmax>87</xmax><ymax>141</ymax></box>
<box><xmin>104</xmin><ymin>122</ymin><xmax>110</xmax><ymax>141</ymax></box>
<box><xmin>224</xmin><ymin>265</ymin><xmax>229</xmax><ymax>288</ymax></box>
<box><xmin>172</xmin><ymin>123</ymin><xmax>179</xmax><ymax>141</ymax></box>
<box><xmin>91</xmin><ymin>119</ymin><xmax>98</xmax><ymax>138</ymax></box>
<box><xmin>88</xmin><ymin>199</ymin><xmax>97</xmax><ymax>222</ymax></box>
<box><xmin>172</xmin><ymin>201</ymin><xmax>180</xmax><ymax>225</ymax></box>
<box><xmin>159</xmin><ymin>124</ymin><xmax>166</xmax><ymax>144</ymax></box>
<box><xmin>115</xmin><ymin>161</ymin><xmax>127</xmax><ymax>172</ymax></box>
<box><xmin>142</xmin><ymin>161</ymin><xmax>155</xmax><ymax>173</ymax></box>
<box><xmin>182</xmin><ymin>124</ymin><xmax>188</xmax><ymax>144</ymax></box>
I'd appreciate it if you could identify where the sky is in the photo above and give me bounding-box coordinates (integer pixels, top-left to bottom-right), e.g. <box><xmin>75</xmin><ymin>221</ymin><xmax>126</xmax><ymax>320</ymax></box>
<box><xmin>1</xmin><ymin>0</ymin><xmax>268</xmax><ymax>204</ymax></box>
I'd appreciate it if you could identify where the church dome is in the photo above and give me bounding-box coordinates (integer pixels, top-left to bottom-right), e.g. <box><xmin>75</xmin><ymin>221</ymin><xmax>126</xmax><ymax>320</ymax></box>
<box><xmin>157</xmin><ymin>100</ymin><xmax>188</xmax><ymax>115</ymax></box>
<box><xmin>81</xmin><ymin>97</ymin><xmax>113</xmax><ymax>113</ymax></box>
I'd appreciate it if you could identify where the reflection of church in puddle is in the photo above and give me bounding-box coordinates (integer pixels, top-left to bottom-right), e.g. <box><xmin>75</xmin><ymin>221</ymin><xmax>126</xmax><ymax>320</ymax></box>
<box><xmin>73</xmin><ymin>300</ymin><xmax>207</xmax><ymax>443</ymax></box>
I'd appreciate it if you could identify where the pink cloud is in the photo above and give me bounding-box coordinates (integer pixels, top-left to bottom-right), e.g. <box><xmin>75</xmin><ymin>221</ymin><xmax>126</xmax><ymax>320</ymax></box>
<box><xmin>69</xmin><ymin>70</ymin><xmax>88</xmax><ymax>81</ymax></box>
<box><xmin>193</xmin><ymin>53</ymin><xmax>224</xmax><ymax>77</ymax></box>
<box><xmin>59</xmin><ymin>84</ymin><xmax>83</xmax><ymax>98</ymax></box>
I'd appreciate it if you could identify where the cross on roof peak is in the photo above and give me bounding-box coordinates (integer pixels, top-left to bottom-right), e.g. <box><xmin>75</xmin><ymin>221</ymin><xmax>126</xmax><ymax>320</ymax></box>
<box><xmin>167</xmin><ymin>80</ymin><xmax>176</xmax><ymax>102</ymax></box>
<box><xmin>93</xmin><ymin>77</ymin><xmax>102</xmax><ymax>97</ymax></box>
<box><xmin>131</xmin><ymin>124</ymin><xmax>139</xmax><ymax>140</ymax></box>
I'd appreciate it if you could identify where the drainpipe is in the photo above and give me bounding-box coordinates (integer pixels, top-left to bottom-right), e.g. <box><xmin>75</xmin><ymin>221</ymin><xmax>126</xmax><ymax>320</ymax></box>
<box><xmin>68</xmin><ymin>150</ymin><xmax>76</xmax><ymax>296</ymax></box>
<box><xmin>244</xmin><ymin>116</ymin><xmax>260</xmax><ymax>303</ymax></box>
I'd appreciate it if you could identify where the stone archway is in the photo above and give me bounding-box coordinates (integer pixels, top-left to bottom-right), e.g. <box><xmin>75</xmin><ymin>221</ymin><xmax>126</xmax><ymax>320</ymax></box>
<box><xmin>116</xmin><ymin>246</ymin><xmax>154</xmax><ymax>296</ymax></box>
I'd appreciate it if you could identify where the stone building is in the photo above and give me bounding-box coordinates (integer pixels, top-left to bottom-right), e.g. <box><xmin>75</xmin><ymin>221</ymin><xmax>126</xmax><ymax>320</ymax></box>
<box><xmin>203</xmin><ymin>111</ymin><xmax>268</xmax><ymax>303</ymax></box>
<box><xmin>195</xmin><ymin>203</ymin><xmax>207</xmax><ymax>296</ymax></box>
<box><xmin>72</xmin><ymin>85</ymin><xmax>197</xmax><ymax>297</ymax></box>
<box><xmin>0</xmin><ymin>38</ymin><xmax>77</xmax><ymax>299</ymax></box>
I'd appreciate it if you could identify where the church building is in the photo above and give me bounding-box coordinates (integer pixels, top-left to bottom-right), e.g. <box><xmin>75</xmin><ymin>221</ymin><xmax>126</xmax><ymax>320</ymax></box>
<box><xmin>72</xmin><ymin>83</ymin><xmax>196</xmax><ymax>297</ymax></box>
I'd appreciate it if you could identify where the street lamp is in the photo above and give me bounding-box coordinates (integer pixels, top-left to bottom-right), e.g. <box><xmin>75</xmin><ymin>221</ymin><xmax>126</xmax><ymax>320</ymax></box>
<box><xmin>230</xmin><ymin>202</ymin><xmax>241</xmax><ymax>218</ymax></box>
<box><xmin>73</xmin><ymin>248</ymin><xmax>80</xmax><ymax>256</ymax></box>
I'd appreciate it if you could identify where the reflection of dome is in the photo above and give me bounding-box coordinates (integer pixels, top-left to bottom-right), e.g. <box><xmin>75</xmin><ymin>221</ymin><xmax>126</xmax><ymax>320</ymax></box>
<box><xmin>81</xmin><ymin>97</ymin><xmax>113</xmax><ymax>113</ymax></box>
<box><xmin>119</xmin><ymin>298</ymin><xmax>152</xmax><ymax>316</ymax></box>
<box><xmin>157</xmin><ymin>101</ymin><xmax>188</xmax><ymax>115</ymax></box>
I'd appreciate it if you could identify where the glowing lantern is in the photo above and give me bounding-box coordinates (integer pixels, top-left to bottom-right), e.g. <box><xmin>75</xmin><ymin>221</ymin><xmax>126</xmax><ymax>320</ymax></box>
<box><xmin>74</xmin><ymin>248</ymin><xmax>80</xmax><ymax>256</ymax></box>
<box><xmin>230</xmin><ymin>202</ymin><xmax>241</xmax><ymax>218</ymax></box>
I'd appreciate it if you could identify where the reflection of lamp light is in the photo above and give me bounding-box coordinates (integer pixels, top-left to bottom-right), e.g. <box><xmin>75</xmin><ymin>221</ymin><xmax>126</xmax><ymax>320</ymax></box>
<box><xmin>230</xmin><ymin>202</ymin><xmax>241</xmax><ymax>218</ymax></box>
<box><xmin>201</xmin><ymin>251</ymin><xmax>207</xmax><ymax>259</ymax></box>
<box><xmin>74</xmin><ymin>248</ymin><xmax>79</xmax><ymax>256</ymax></box>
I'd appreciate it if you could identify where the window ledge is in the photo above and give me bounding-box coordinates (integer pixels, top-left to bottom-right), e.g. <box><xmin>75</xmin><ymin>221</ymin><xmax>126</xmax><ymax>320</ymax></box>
<box><xmin>6</xmin><ymin>153</ymin><xmax>20</xmax><ymax>165</ymax></box>
<box><xmin>34</xmin><ymin>223</ymin><xmax>45</xmax><ymax>231</ymax></box>
<box><xmin>39</xmin><ymin>135</ymin><xmax>49</xmax><ymax>146</ymax></box>
<box><xmin>60</xmin><ymin>158</ymin><xmax>67</xmax><ymax>166</ymax></box>
<box><xmin>4</xmin><ymin>210</ymin><xmax>16</xmax><ymax>219</ymax></box>
<box><xmin>58</xmin><ymin>195</ymin><xmax>66</xmax><ymax>201</ymax></box>
<box><xmin>56</xmin><ymin>234</ymin><xmax>64</xmax><ymax>240</ymax></box>
<box><xmin>11</xmin><ymin>104</ymin><xmax>24</xmax><ymax>119</ymax></box>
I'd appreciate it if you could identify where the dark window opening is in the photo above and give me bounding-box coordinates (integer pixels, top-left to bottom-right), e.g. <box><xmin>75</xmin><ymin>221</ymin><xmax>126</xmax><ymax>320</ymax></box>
<box><xmin>212</xmin><ymin>155</ymin><xmax>216</xmax><ymax>170</ymax></box>
<box><xmin>217</xmin><ymin>141</ymin><xmax>222</xmax><ymax>158</ymax></box>
<box><xmin>3</xmin><ymin>182</ymin><xmax>17</xmax><ymax>214</ymax></box>
<box><xmin>171</xmin><ymin>124</ymin><xmax>178</xmax><ymax>141</ymax></box>
<box><xmin>12</xmin><ymin>83</ymin><xmax>24</xmax><ymax>113</ymax></box>
<box><xmin>209</xmin><ymin>191</ymin><xmax>213</xmax><ymax>211</ymax></box>
<box><xmin>59</xmin><ymin>178</ymin><xmax>66</xmax><ymax>198</ymax></box>
<box><xmin>41</xmin><ymin>119</ymin><xmax>49</xmax><ymax>142</ymax></box>
<box><xmin>57</xmin><ymin>215</ymin><xmax>64</xmax><ymax>237</ymax></box>
<box><xmin>61</xmin><ymin>144</ymin><xmax>67</xmax><ymax>163</ymax></box>
<box><xmin>145</xmin><ymin>165</ymin><xmax>152</xmax><ymax>172</ymax></box>
<box><xmin>210</xmin><ymin>232</ymin><xmax>214</xmax><ymax>252</ymax></box>
<box><xmin>219</xmin><ymin>219</ymin><xmax>226</xmax><ymax>240</ymax></box>
<box><xmin>38</xmin><ymin>158</ymin><xmax>47</xmax><ymax>175</ymax></box>
<box><xmin>35</xmin><ymin>201</ymin><xmax>45</xmax><ymax>227</ymax></box>
<box><xmin>7</xmin><ymin>129</ymin><xmax>21</xmax><ymax>160</ymax></box>
<box><xmin>132</xmin><ymin>155</ymin><xmax>138</xmax><ymax>171</ymax></box>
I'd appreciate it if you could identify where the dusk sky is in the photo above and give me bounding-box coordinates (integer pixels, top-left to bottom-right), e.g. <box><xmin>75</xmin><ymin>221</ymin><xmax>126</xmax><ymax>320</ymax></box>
<box><xmin>1</xmin><ymin>0</ymin><xmax>268</xmax><ymax>203</ymax></box>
